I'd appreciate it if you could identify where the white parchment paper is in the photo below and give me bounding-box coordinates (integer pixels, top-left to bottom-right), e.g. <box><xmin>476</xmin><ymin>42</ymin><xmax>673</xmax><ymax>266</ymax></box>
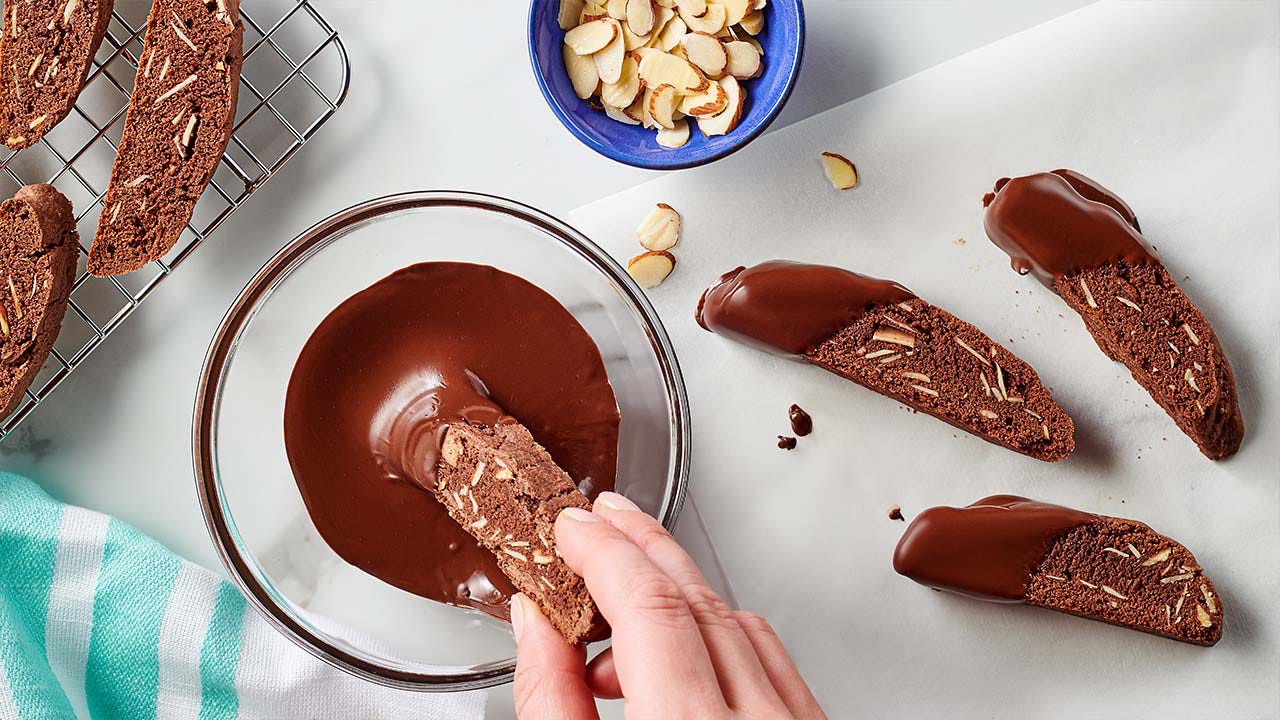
<box><xmin>569</xmin><ymin>2</ymin><xmax>1279</xmax><ymax>716</ymax></box>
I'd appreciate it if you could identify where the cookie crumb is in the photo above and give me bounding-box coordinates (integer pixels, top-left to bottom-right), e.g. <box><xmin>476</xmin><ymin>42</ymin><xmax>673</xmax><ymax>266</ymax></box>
<box><xmin>888</xmin><ymin>504</ymin><xmax>904</xmax><ymax>521</ymax></box>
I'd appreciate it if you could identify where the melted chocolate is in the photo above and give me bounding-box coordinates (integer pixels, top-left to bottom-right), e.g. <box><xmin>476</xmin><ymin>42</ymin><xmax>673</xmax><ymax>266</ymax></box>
<box><xmin>284</xmin><ymin>263</ymin><xmax>619</xmax><ymax>619</ymax></box>
<box><xmin>787</xmin><ymin>404</ymin><xmax>812</xmax><ymax>436</ymax></box>
<box><xmin>892</xmin><ymin>495</ymin><xmax>1094</xmax><ymax>602</ymax></box>
<box><xmin>695</xmin><ymin>261</ymin><xmax>916</xmax><ymax>357</ymax></box>
<box><xmin>983</xmin><ymin>171</ymin><xmax>1158</xmax><ymax>289</ymax></box>
<box><xmin>777</xmin><ymin>435</ymin><xmax>797</xmax><ymax>450</ymax></box>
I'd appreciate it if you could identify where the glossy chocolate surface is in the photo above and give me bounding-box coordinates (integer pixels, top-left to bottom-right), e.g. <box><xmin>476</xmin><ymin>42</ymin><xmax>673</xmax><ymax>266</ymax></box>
<box><xmin>284</xmin><ymin>262</ymin><xmax>619</xmax><ymax>618</ymax></box>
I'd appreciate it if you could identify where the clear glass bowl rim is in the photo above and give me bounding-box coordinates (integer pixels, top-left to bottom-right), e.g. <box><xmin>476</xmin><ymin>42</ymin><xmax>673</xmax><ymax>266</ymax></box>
<box><xmin>191</xmin><ymin>190</ymin><xmax>692</xmax><ymax>692</ymax></box>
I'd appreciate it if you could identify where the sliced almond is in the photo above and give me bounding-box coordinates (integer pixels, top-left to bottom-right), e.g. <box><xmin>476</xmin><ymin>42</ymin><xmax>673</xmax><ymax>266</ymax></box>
<box><xmin>637</xmin><ymin>50</ymin><xmax>709</xmax><ymax>92</ymax></box>
<box><xmin>682</xmin><ymin>32</ymin><xmax>727</xmax><ymax>77</ymax></box>
<box><xmin>620</xmin><ymin>19</ymin><xmax>651</xmax><ymax>50</ymax></box>
<box><xmin>563</xmin><ymin>44</ymin><xmax>601</xmax><ymax>99</ymax></box>
<box><xmin>623</xmin><ymin>94</ymin><xmax>646</xmax><ymax>122</ymax></box>
<box><xmin>655</xmin><ymin>15</ymin><xmax>687</xmax><ymax>50</ymax></box>
<box><xmin>558</xmin><ymin>0</ymin><xmax>587</xmax><ymax>30</ymax></box>
<box><xmin>681</xmin><ymin>2</ymin><xmax>726</xmax><ymax>34</ymax></box>
<box><xmin>677</xmin><ymin>80</ymin><xmax>728</xmax><ymax>115</ymax></box>
<box><xmin>656</xmin><ymin>119</ymin><xmax>690</xmax><ymax>147</ymax></box>
<box><xmin>607</xmin><ymin>0</ymin><xmax>628</xmax><ymax>19</ymax></box>
<box><xmin>636</xmin><ymin>203</ymin><xmax>682</xmax><ymax>250</ymax></box>
<box><xmin>626</xmin><ymin>0</ymin><xmax>656</xmax><ymax>35</ymax></box>
<box><xmin>640</xmin><ymin>87</ymin><xmax>658</xmax><ymax>128</ymax></box>
<box><xmin>605</xmin><ymin>104</ymin><xmax>641</xmax><ymax>124</ymax></box>
<box><xmin>565</xmin><ymin>18</ymin><xmax>618</xmax><ymax>54</ymax></box>
<box><xmin>695</xmin><ymin>76</ymin><xmax>744</xmax><ymax>136</ymax></box>
<box><xmin>738</xmin><ymin>8</ymin><xmax>764</xmax><ymax>34</ymax></box>
<box><xmin>627</xmin><ymin>251</ymin><xmax>677</xmax><ymax>288</ymax></box>
<box><xmin>715</xmin><ymin>0</ymin><xmax>751</xmax><ymax>25</ymax></box>
<box><xmin>724</xmin><ymin>40</ymin><xmax>762</xmax><ymax>78</ymax></box>
<box><xmin>602</xmin><ymin>53</ymin><xmax>642</xmax><ymax>107</ymax></box>
<box><xmin>593</xmin><ymin>20</ymin><xmax>627</xmax><ymax>83</ymax></box>
<box><xmin>648</xmin><ymin>83</ymin><xmax>679</xmax><ymax>129</ymax></box>
<box><xmin>821</xmin><ymin>152</ymin><xmax>858</xmax><ymax>190</ymax></box>
<box><xmin>674</xmin><ymin>0</ymin><xmax>706</xmax><ymax>16</ymax></box>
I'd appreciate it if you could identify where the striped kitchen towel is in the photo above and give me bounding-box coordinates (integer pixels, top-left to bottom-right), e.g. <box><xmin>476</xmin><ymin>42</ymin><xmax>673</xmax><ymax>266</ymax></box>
<box><xmin>0</xmin><ymin>472</ymin><xmax>486</xmax><ymax>720</ymax></box>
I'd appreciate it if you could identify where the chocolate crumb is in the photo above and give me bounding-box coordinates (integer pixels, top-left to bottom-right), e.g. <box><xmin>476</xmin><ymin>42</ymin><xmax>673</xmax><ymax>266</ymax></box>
<box><xmin>787</xmin><ymin>404</ymin><xmax>813</xmax><ymax>436</ymax></box>
<box><xmin>888</xmin><ymin>504</ymin><xmax>904</xmax><ymax>521</ymax></box>
<box><xmin>777</xmin><ymin>435</ymin><xmax>797</xmax><ymax>450</ymax></box>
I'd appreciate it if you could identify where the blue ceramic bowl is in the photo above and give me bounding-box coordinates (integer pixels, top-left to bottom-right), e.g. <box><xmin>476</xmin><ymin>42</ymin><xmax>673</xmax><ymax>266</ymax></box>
<box><xmin>529</xmin><ymin>1</ymin><xmax>805</xmax><ymax>170</ymax></box>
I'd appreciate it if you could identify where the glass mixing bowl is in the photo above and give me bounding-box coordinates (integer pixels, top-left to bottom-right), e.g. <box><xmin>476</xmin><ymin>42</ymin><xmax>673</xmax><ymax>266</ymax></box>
<box><xmin>193</xmin><ymin>191</ymin><xmax>690</xmax><ymax>691</ymax></box>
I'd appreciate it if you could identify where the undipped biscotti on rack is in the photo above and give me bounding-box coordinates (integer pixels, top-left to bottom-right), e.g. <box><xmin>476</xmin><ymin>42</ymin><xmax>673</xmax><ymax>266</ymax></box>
<box><xmin>696</xmin><ymin>260</ymin><xmax>1076</xmax><ymax>461</ymax></box>
<box><xmin>88</xmin><ymin>0</ymin><xmax>242</xmax><ymax>277</ymax></box>
<box><xmin>0</xmin><ymin>184</ymin><xmax>79</xmax><ymax>416</ymax></box>
<box><xmin>894</xmin><ymin>495</ymin><xmax>1224</xmax><ymax>646</ymax></box>
<box><xmin>983</xmin><ymin>169</ymin><xmax>1243</xmax><ymax>459</ymax></box>
<box><xmin>0</xmin><ymin>0</ymin><xmax>115</xmax><ymax>150</ymax></box>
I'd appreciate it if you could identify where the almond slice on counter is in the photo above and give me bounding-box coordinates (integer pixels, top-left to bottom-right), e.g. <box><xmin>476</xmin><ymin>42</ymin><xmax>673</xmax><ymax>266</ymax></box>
<box><xmin>724</xmin><ymin>40</ymin><xmax>762</xmax><ymax>78</ymax></box>
<box><xmin>638</xmin><ymin>50</ymin><xmax>709</xmax><ymax>92</ymax></box>
<box><xmin>565</xmin><ymin>19</ymin><xmax>618</xmax><ymax>54</ymax></box>
<box><xmin>682</xmin><ymin>32</ymin><xmax>727</xmax><ymax>76</ymax></box>
<box><xmin>656</xmin><ymin>119</ymin><xmax>690</xmax><ymax>148</ymax></box>
<box><xmin>677</xmin><ymin>80</ymin><xmax>728</xmax><ymax>115</ymax></box>
<box><xmin>602</xmin><ymin>53</ymin><xmax>642</xmax><ymax>107</ymax></box>
<box><xmin>674</xmin><ymin>0</ymin><xmax>706</xmax><ymax>17</ymax></box>
<box><xmin>559</xmin><ymin>0</ymin><xmax>587</xmax><ymax>30</ymax></box>
<box><xmin>821</xmin><ymin>152</ymin><xmax>859</xmax><ymax>190</ymax></box>
<box><xmin>739</xmin><ymin>8</ymin><xmax>764</xmax><ymax>34</ymax></box>
<box><xmin>681</xmin><ymin>3</ymin><xmax>726</xmax><ymax>35</ymax></box>
<box><xmin>564</xmin><ymin>44</ymin><xmax>601</xmax><ymax>99</ymax></box>
<box><xmin>593</xmin><ymin>20</ymin><xmax>627</xmax><ymax>83</ymax></box>
<box><xmin>648</xmin><ymin>83</ymin><xmax>679</xmax><ymax>128</ymax></box>
<box><xmin>625</xmin><ymin>0</ymin><xmax>657</xmax><ymax>35</ymax></box>
<box><xmin>716</xmin><ymin>0</ymin><xmax>751</xmax><ymax>25</ymax></box>
<box><xmin>637</xmin><ymin>203</ymin><xmax>682</xmax><ymax>249</ymax></box>
<box><xmin>627</xmin><ymin>251</ymin><xmax>677</xmax><ymax>288</ymax></box>
<box><xmin>695</xmin><ymin>76</ymin><xmax>743</xmax><ymax>136</ymax></box>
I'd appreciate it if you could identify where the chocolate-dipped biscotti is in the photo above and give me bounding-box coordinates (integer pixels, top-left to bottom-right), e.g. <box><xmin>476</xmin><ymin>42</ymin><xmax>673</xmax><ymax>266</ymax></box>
<box><xmin>434</xmin><ymin>420</ymin><xmax>604</xmax><ymax>644</ymax></box>
<box><xmin>894</xmin><ymin>495</ymin><xmax>1222</xmax><ymax>646</ymax></box>
<box><xmin>697</xmin><ymin>261</ymin><xmax>1075</xmax><ymax>461</ymax></box>
<box><xmin>89</xmin><ymin>0</ymin><xmax>242</xmax><ymax>276</ymax></box>
<box><xmin>983</xmin><ymin>170</ymin><xmax>1243</xmax><ymax>459</ymax></box>
<box><xmin>0</xmin><ymin>184</ymin><xmax>79</xmax><ymax>416</ymax></box>
<box><xmin>1</xmin><ymin>0</ymin><xmax>114</xmax><ymax>150</ymax></box>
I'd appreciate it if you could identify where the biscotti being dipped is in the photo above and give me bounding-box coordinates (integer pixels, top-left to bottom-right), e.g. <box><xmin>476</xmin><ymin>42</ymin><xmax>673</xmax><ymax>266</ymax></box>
<box><xmin>696</xmin><ymin>261</ymin><xmax>1075</xmax><ymax>462</ymax></box>
<box><xmin>0</xmin><ymin>184</ymin><xmax>79</xmax><ymax>416</ymax></box>
<box><xmin>894</xmin><ymin>495</ymin><xmax>1223</xmax><ymax>646</ymax></box>
<box><xmin>983</xmin><ymin>170</ymin><xmax>1243</xmax><ymax>459</ymax></box>
<box><xmin>1</xmin><ymin>0</ymin><xmax>115</xmax><ymax>150</ymax></box>
<box><xmin>89</xmin><ymin>0</ymin><xmax>242</xmax><ymax>276</ymax></box>
<box><xmin>433</xmin><ymin>420</ymin><xmax>605</xmax><ymax>644</ymax></box>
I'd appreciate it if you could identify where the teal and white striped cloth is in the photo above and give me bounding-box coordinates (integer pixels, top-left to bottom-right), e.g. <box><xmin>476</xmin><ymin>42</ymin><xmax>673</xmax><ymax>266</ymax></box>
<box><xmin>0</xmin><ymin>472</ymin><xmax>485</xmax><ymax>720</ymax></box>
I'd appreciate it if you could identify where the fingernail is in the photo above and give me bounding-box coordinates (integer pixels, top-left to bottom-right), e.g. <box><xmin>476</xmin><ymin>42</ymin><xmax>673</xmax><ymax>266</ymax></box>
<box><xmin>595</xmin><ymin>491</ymin><xmax>640</xmax><ymax>512</ymax></box>
<box><xmin>511</xmin><ymin>593</ymin><xmax>527</xmax><ymax>641</ymax></box>
<box><xmin>559</xmin><ymin>507</ymin><xmax>601</xmax><ymax>523</ymax></box>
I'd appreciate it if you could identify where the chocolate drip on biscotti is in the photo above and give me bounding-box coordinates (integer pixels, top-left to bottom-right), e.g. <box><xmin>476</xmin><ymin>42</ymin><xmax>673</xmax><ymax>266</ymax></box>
<box><xmin>88</xmin><ymin>0</ymin><xmax>242</xmax><ymax>276</ymax></box>
<box><xmin>0</xmin><ymin>0</ymin><xmax>114</xmax><ymax>150</ymax></box>
<box><xmin>698</xmin><ymin>261</ymin><xmax>1075</xmax><ymax>461</ymax></box>
<box><xmin>0</xmin><ymin>184</ymin><xmax>79</xmax><ymax>415</ymax></box>
<box><xmin>894</xmin><ymin>496</ymin><xmax>1224</xmax><ymax>646</ymax></box>
<box><xmin>435</xmin><ymin>421</ymin><xmax>606</xmax><ymax>644</ymax></box>
<box><xmin>984</xmin><ymin>171</ymin><xmax>1243</xmax><ymax>459</ymax></box>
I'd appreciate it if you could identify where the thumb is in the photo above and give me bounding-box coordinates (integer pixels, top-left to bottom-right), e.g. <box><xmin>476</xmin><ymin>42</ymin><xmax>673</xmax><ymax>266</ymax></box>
<box><xmin>511</xmin><ymin>593</ymin><xmax>600</xmax><ymax>720</ymax></box>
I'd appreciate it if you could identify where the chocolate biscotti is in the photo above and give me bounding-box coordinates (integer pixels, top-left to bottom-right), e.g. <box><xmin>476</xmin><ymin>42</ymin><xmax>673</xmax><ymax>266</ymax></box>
<box><xmin>88</xmin><ymin>0</ymin><xmax>242</xmax><ymax>276</ymax></box>
<box><xmin>983</xmin><ymin>170</ymin><xmax>1243</xmax><ymax>459</ymax></box>
<box><xmin>697</xmin><ymin>261</ymin><xmax>1075</xmax><ymax>461</ymax></box>
<box><xmin>1</xmin><ymin>0</ymin><xmax>114</xmax><ymax>150</ymax></box>
<box><xmin>894</xmin><ymin>495</ymin><xmax>1223</xmax><ymax>646</ymax></box>
<box><xmin>434</xmin><ymin>420</ymin><xmax>604</xmax><ymax>644</ymax></box>
<box><xmin>0</xmin><ymin>184</ymin><xmax>79</xmax><ymax>415</ymax></box>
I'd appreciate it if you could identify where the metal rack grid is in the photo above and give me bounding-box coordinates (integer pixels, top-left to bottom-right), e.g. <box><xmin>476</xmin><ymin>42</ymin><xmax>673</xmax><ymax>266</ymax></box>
<box><xmin>0</xmin><ymin>0</ymin><xmax>350</xmax><ymax>441</ymax></box>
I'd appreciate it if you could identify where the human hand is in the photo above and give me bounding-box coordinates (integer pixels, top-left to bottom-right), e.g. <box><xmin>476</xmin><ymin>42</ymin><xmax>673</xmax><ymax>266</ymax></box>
<box><xmin>511</xmin><ymin>491</ymin><xmax>826</xmax><ymax>719</ymax></box>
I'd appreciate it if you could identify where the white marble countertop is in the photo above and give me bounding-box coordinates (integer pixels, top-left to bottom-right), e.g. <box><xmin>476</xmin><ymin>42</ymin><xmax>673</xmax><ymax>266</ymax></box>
<box><xmin>0</xmin><ymin>2</ymin><xmax>1115</xmax><ymax>717</ymax></box>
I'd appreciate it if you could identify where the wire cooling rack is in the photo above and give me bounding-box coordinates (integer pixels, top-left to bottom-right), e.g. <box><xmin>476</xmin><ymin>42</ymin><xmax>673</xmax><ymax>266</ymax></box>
<box><xmin>0</xmin><ymin>0</ymin><xmax>350</xmax><ymax>440</ymax></box>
